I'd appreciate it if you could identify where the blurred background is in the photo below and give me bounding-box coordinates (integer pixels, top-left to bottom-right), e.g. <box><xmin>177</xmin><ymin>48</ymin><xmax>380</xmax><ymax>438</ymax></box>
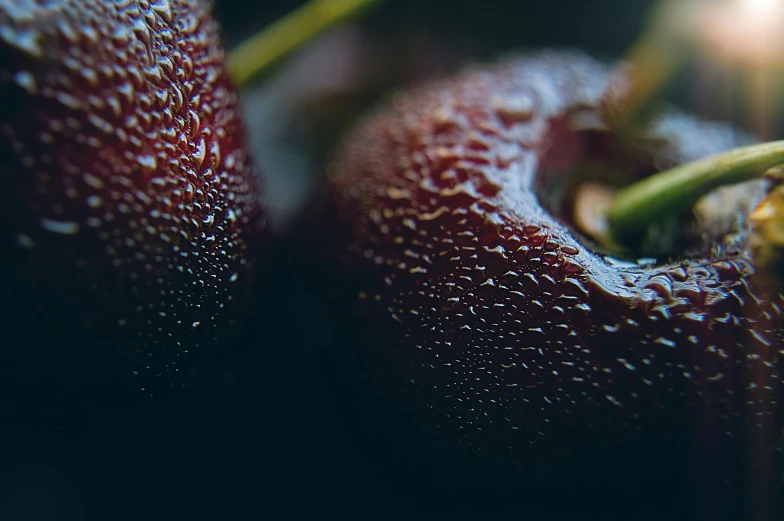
<box><xmin>3</xmin><ymin>0</ymin><xmax>781</xmax><ymax>519</ymax></box>
<box><xmin>222</xmin><ymin>0</ymin><xmax>659</xmax><ymax>232</ymax></box>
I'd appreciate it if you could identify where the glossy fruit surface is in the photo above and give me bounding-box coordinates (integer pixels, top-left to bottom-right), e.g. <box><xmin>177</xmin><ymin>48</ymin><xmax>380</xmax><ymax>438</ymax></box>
<box><xmin>0</xmin><ymin>0</ymin><xmax>263</xmax><ymax>429</ymax></box>
<box><xmin>321</xmin><ymin>51</ymin><xmax>783</xmax><ymax>507</ymax></box>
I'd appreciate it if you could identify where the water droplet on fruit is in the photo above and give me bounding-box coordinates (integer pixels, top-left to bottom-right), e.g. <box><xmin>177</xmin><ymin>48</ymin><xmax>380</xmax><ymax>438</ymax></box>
<box><xmin>604</xmin><ymin>256</ymin><xmax>639</xmax><ymax>269</ymax></box>
<box><xmin>492</xmin><ymin>93</ymin><xmax>535</xmax><ymax>126</ymax></box>
<box><xmin>40</xmin><ymin>218</ymin><xmax>79</xmax><ymax>235</ymax></box>
<box><xmin>209</xmin><ymin>141</ymin><xmax>221</xmax><ymax>169</ymax></box>
<box><xmin>130</xmin><ymin>19</ymin><xmax>154</xmax><ymax>64</ymax></box>
<box><xmin>13</xmin><ymin>70</ymin><xmax>36</xmax><ymax>94</ymax></box>
<box><xmin>16</xmin><ymin>233</ymin><xmax>34</xmax><ymax>248</ymax></box>
<box><xmin>0</xmin><ymin>24</ymin><xmax>42</xmax><ymax>58</ymax></box>
<box><xmin>193</xmin><ymin>138</ymin><xmax>206</xmax><ymax>170</ymax></box>
<box><xmin>138</xmin><ymin>154</ymin><xmax>157</xmax><ymax>174</ymax></box>
<box><xmin>55</xmin><ymin>92</ymin><xmax>81</xmax><ymax>109</ymax></box>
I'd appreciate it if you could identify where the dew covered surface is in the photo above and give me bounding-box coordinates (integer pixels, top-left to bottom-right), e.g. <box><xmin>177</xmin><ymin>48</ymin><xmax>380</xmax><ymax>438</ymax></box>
<box><xmin>320</xmin><ymin>52</ymin><xmax>784</xmax><ymax>515</ymax></box>
<box><xmin>0</xmin><ymin>0</ymin><xmax>264</xmax><ymax>430</ymax></box>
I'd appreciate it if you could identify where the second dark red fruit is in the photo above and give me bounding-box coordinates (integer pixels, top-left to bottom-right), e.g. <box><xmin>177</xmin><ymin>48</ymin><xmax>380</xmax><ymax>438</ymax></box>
<box><xmin>319</xmin><ymin>51</ymin><xmax>783</xmax><ymax>507</ymax></box>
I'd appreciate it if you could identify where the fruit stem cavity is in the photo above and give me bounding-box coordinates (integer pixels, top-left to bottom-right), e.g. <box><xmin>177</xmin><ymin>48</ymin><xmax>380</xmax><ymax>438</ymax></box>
<box><xmin>228</xmin><ymin>0</ymin><xmax>383</xmax><ymax>87</ymax></box>
<box><xmin>608</xmin><ymin>140</ymin><xmax>784</xmax><ymax>249</ymax></box>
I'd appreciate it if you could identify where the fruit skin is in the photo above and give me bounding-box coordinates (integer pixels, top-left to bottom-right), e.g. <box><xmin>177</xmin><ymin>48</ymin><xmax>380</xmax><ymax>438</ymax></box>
<box><xmin>0</xmin><ymin>0</ymin><xmax>263</xmax><ymax>429</ymax></box>
<box><xmin>320</xmin><ymin>51</ymin><xmax>783</xmax><ymax>508</ymax></box>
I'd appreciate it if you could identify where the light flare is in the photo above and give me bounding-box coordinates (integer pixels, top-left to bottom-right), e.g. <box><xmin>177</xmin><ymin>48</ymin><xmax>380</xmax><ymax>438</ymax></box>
<box><xmin>697</xmin><ymin>0</ymin><xmax>784</xmax><ymax>65</ymax></box>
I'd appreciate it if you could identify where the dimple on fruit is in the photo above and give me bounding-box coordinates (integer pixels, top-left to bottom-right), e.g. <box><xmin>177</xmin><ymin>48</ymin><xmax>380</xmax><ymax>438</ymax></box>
<box><xmin>320</xmin><ymin>51</ymin><xmax>783</xmax><ymax>505</ymax></box>
<box><xmin>0</xmin><ymin>0</ymin><xmax>264</xmax><ymax>429</ymax></box>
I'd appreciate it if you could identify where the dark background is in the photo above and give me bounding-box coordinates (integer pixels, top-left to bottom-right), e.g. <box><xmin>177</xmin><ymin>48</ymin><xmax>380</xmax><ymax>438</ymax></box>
<box><xmin>4</xmin><ymin>1</ymin><xmax>771</xmax><ymax>520</ymax></box>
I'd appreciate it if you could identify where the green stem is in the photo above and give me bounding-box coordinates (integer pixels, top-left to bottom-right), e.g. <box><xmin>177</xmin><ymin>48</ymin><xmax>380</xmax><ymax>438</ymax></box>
<box><xmin>227</xmin><ymin>0</ymin><xmax>383</xmax><ymax>87</ymax></box>
<box><xmin>608</xmin><ymin>140</ymin><xmax>784</xmax><ymax>242</ymax></box>
<box><xmin>605</xmin><ymin>0</ymin><xmax>691</xmax><ymax>128</ymax></box>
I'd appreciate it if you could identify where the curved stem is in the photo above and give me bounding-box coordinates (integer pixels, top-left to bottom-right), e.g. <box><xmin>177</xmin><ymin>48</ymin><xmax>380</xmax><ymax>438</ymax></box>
<box><xmin>604</xmin><ymin>0</ymin><xmax>697</xmax><ymax>128</ymax></box>
<box><xmin>608</xmin><ymin>140</ymin><xmax>784</xmax><ymax>242</ymax></box>
<box><xmin>227</xmin><ymin>0</ymin><xmax>383</xmax><ymax>87</ymax></box>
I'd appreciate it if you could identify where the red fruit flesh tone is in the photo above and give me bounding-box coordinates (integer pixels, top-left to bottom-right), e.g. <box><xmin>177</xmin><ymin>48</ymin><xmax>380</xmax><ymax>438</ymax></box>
<box><xmin>0</xmin><ymin>0</ymin><xmax>263</xmax><ymax>429</ymax></box>
<box><xmin>323</xmin><ymin>51</ymin><xmax>783</xmax><ymax>509</ymax></box>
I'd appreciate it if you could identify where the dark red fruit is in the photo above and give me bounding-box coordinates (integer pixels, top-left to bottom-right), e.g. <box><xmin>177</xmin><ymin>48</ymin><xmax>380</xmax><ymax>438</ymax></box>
<box><xmin>320</xmin><ymin>52</ymin><xmax>783</xmax><ymax>511</ymax></box>
<box><xmin>0</xmin><ymin>0</ymin><xmax>263</xmax><ymax>429</ymax></box>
